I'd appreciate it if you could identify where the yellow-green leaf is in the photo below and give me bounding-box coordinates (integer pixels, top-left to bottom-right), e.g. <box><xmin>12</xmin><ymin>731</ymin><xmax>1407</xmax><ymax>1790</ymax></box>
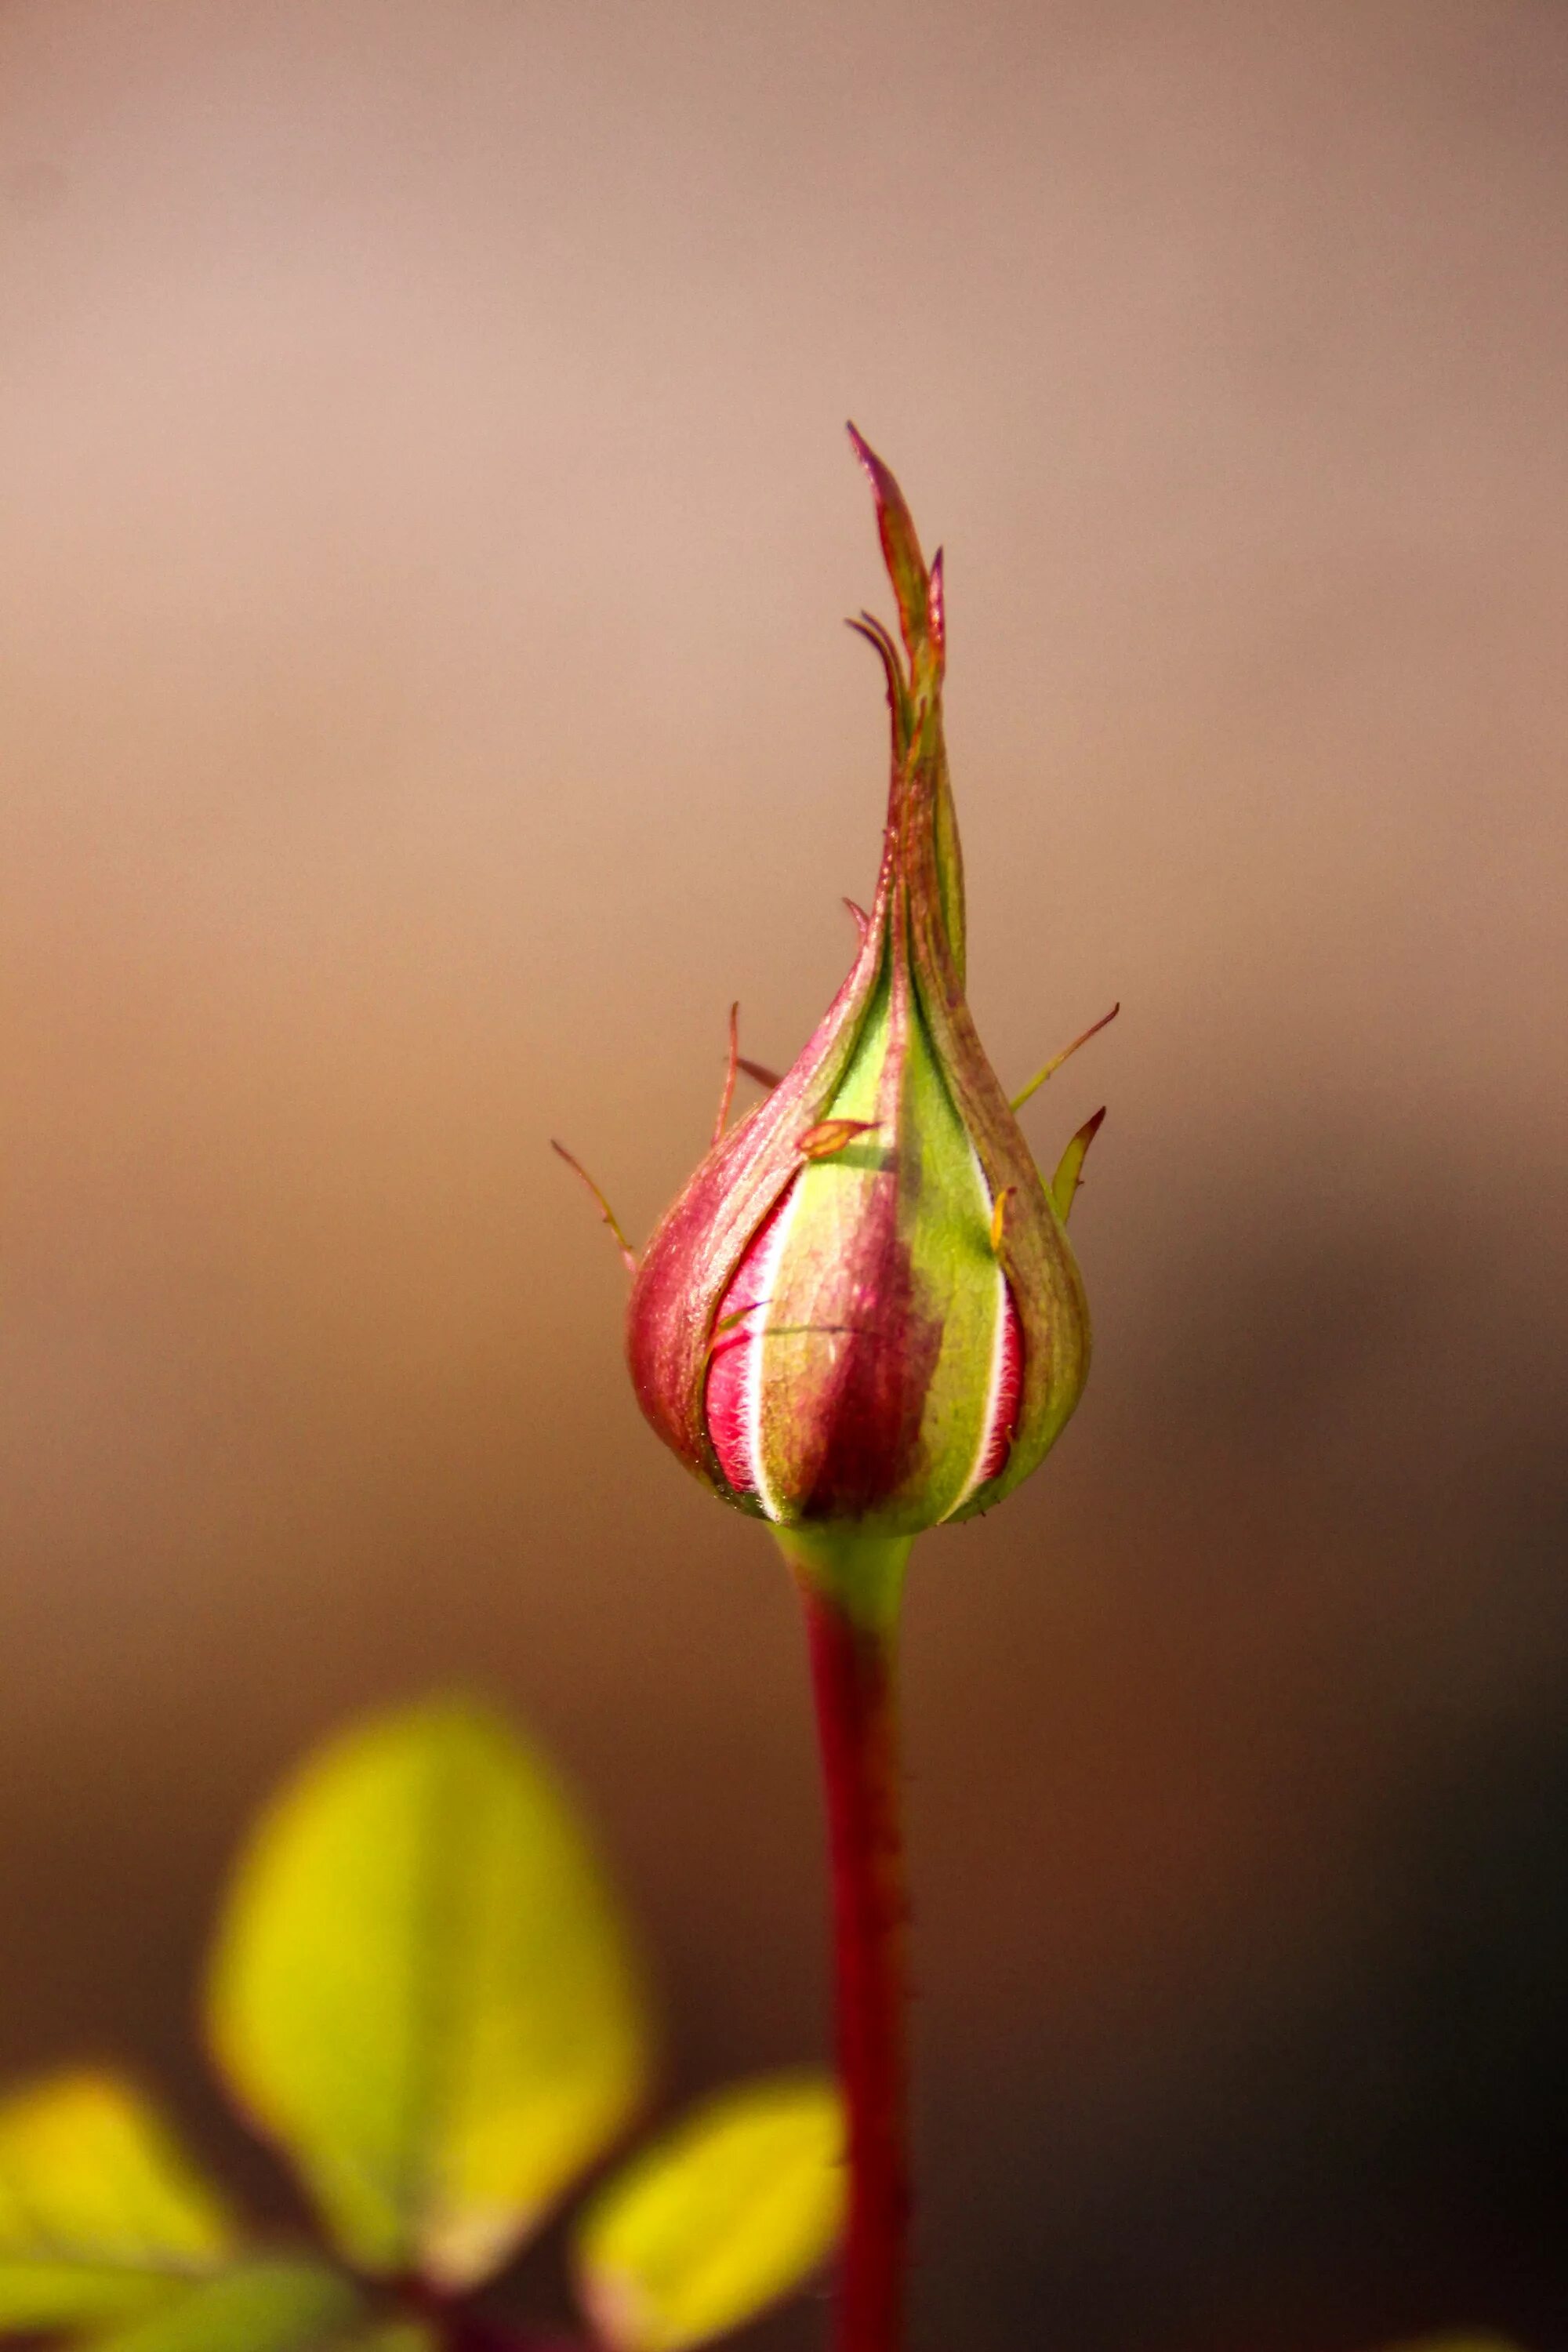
<box><xmin>0</xmin><ymin>2071</ymin><xmax>236</xmax><ymax>2331</ymax></box>
<box><xmin>85</xmin><ymin>2258</ymin><xmax>361</xmax><ymax>2351</ymax></box>
<box><xmin>573</xmin><ymin>2073</ymin><xmax>844</xmax><ymax>2352</ymax></box>
<box><xmin>205</xmin><ymin>1697</ymin><xmax>653</xmax><ymax>2292</ymax></box>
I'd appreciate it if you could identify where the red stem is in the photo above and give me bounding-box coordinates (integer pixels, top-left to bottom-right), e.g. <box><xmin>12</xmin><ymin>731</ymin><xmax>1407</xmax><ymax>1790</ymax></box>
<box><xmin>800</xmin><ymin>1576</ymin><xmax>910</xmax><ymax>2352</ymax></box>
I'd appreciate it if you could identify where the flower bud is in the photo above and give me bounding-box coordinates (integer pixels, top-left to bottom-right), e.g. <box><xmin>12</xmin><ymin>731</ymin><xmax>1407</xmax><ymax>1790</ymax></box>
<box><xmin>626</xmin><ymin>431</ymin><xmax>1100</xmax><ymax>1538</ymax></box>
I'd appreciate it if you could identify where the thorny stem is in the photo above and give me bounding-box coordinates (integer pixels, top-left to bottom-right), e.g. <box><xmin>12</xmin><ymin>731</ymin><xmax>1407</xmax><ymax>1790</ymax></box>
<box><xmin>781</xmin><ymin>1529</ymin><xmax>913</xmax><ymax>2352</ymax></box>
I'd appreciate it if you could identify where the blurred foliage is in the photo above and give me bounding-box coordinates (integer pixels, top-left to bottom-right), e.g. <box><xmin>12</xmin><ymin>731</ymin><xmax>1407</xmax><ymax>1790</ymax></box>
<box><xmin>205</xmin><ymin>1700</ymin><xmax>652</xmax><ymax>2289</ymax></box>
<box><xmin>0</xmin><ymin>1697</ymin><xmax>842</xmax><ymax>2350</ymax></box>
<box><xmin>575</xmin><ymin>2075</ymin><xmax>844</xmax><ymax>2352</ymax></box>
<box><xmin>1</xmin><ymin>1693</ymin><xmax>1520</xmax><ymax>2352</ymax></box>
<box><xmin>86</xmin><ymin>2259</ymin><xmax>361</xmax><ymax>2351</ymax></box>
<box><xmin>0</xmin><ymin>2073</ymin><xmax>236</xmax><ymax>2331</ymax></box>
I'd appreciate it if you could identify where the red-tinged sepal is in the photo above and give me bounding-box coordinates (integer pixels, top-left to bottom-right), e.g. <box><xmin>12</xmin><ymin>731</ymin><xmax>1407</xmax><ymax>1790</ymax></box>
<box><xmin>847</xmin><ymin>424</ymin><xmax>939</xmax><ymax>681</ymax></box>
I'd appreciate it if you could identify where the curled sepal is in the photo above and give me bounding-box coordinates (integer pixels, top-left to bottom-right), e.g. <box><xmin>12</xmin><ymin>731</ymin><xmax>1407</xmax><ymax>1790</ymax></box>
<box><xmin>847</xmin><ymin>424</ymin><xmax>941</xmax><ymax>684</ymax></box>
<box><xmin>625</xmin><ymin>436</ymin><xmax>1107</xmax><ymax>1539</ymax></box>
<box><xmin>1051</xmin><ymin>1106</ymin><xmax>1106</xmax><ymax>1224</ymax></box>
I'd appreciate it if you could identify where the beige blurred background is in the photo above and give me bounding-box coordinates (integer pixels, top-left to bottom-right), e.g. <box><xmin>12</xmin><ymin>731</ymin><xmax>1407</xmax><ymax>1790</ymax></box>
<box><xmin>3</xmin><ymin>3</ymin><xmax>1567</xmax><ymax>2346</ymax></box>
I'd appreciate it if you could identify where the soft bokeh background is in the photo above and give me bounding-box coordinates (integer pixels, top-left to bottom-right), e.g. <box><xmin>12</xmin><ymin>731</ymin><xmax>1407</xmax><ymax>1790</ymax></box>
<box><xmin>4</xmin><ymin>3</ymin><xmax>1566</xmax><ymax>2346</ymax></box>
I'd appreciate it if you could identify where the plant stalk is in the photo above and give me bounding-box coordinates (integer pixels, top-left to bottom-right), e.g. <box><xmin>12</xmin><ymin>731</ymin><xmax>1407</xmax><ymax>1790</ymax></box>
<box><xmin>781</xmin><ymin>1529</ymin><xmax>913</xmax><ymax>2352</ymax></box>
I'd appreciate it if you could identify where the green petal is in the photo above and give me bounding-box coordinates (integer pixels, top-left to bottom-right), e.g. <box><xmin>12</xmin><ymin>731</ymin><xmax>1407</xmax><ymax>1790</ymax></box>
<box><xmin>0</xmin><ymin>2071</ymin><xmax>236</xmax><ymax>2331</ymax></box>
<box><xmin>205</xmin><ymin>1698</ymin><xmax>653</xmax><ymax>2291</ymax></box>
<box><xmin>572</xmin><ymin>2072</ymin><xmax>844</xmax><ymax>2352</ymax></box>
<box><xmin>81</xmin><ymin>2259</ymin><xmax>363</xmax><ymax>2352</ymax></box>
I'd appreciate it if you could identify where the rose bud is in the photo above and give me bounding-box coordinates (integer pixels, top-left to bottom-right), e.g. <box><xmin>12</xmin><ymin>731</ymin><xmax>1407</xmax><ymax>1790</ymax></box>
<box><xmin>622</xmin><ymin>430</ymin><xmax>1110</xmax><ymax>1546</ymax></box>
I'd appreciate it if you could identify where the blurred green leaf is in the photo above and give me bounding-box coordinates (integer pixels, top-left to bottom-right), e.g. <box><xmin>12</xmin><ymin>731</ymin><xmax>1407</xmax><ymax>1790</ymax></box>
<box><xmin>0</xmin><ymin>2071</ymin><xmax>236</xmax><ymax>2332</ymax></box>
<box><xmin>205</xmin><ymin>1697</ymin><xmax>652</xmax><ymax>2292</ymax></box>
<box><xmin>573</xmin><ymin>2072</ymin><xmax>844</xmax><ymax>2352</ymax></box>
<box><xmin>330</xmin><ymin>2327</ymin><xmax>437</xmax><ymax>2352</ymax></box>
<box><xmin>84</xmin><ymin>2258</ymin><xmax>361</xmax><ymax>2351</ymax></box>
